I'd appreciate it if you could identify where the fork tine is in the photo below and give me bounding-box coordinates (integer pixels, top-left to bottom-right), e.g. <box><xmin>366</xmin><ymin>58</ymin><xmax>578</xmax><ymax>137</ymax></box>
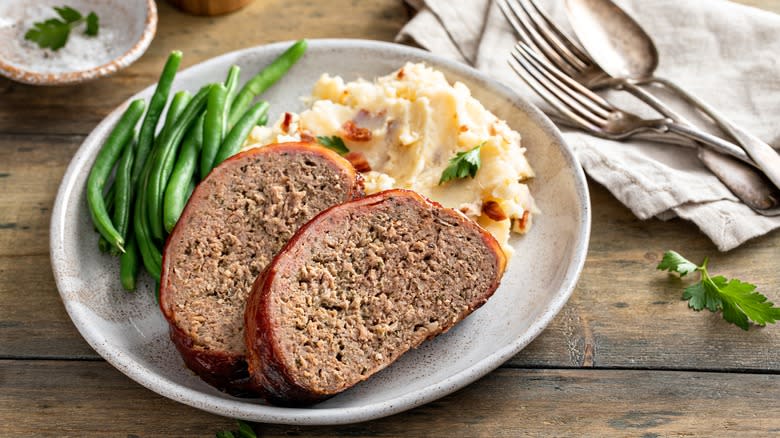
<box><xmin>503</xmin><ymin>0</ymin><xmax>588</xmax><ymax>75</ymax></box>
<box><xmin>512</xmin><ymin>44</ymin><xmax>611</xmax><ymax>125</ymax></box>
<box><xmin>509</xmin><ymin>44</ymin><xmax>607</xmax><ymax>130</ymax></box>
<box><xmin>498</xmin><ymin>0</ymin><xmax>577</xmax><ymax>77</ymax></box>
<box><xmin>523</xmin><ymin>0</ymin><xmax>593</xmax><ymax>69</ymax></box>
<box><xmin>507</xmin><ymin>56</ymin><xmax>599</xmax><ymax>131</ymax></box>
<box><xmin>517</xmin><ymin>43</ymin><xmax>614</xmax><ymax>116</ymax></box>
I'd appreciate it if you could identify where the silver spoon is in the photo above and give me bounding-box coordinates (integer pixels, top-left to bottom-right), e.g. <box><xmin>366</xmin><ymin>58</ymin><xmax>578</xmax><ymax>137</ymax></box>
<box><xmin>564</xmin><ymin>0</ymin><xmax>780</xmax><ymax>192</ymax></box>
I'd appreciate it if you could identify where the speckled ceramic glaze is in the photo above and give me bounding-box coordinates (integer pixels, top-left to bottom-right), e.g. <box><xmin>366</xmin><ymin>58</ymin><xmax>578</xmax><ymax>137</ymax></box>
<box><xmin>0</xmin><ymin>0</ymin><xmax>156</xmax><ymax>85</ymax></box>
<box><xmin>50</xmin><ymin>40</ymin><xmax>591</xmax><ymax>425</ymax></box>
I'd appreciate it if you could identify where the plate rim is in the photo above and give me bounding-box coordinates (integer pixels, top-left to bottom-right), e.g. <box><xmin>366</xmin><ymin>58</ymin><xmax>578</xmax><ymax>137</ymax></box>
<box><xmin>50</xmin><ymin>38</ymin><xmax>591</xmax><ymax>425</ymax></box>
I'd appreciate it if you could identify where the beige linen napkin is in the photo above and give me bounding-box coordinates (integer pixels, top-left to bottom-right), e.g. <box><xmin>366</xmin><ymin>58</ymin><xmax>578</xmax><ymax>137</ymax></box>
<box><xmin>397</xmin><ymin>0</ymin><xmax>780</xmax><ymax>251</ymax></box>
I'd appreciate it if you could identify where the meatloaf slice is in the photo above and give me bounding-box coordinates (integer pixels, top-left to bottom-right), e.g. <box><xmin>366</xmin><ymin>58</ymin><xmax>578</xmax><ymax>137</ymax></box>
<box><xmin>159</xmin><ymin>142</ymin><xmax>364</xmax><ymax>395</ymax></box>
<box><xmin>244</xmin><ymin>189</ymin><xmax>507</xmax><ymax>405</ymax></box>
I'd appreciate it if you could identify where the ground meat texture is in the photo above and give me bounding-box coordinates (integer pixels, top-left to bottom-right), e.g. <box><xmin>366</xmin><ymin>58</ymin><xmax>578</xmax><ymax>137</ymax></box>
<box><xmin>159</xmin><ymin>142</ymin><xmax>363</xmax><ymax>395</ymax></box>
<box><xmin>245</xmin><ymin>189</ymin><xmax>506</xmax><ymax>405</ymax></box>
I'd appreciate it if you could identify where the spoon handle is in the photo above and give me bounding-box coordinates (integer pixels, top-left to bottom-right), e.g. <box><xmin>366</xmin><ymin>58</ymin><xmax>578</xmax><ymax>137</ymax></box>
<box><xmin>653</xmin><ymin>76</ymin><xmax>780</xmax><ymax>190</ymax></box>
<box><xmin>697</xmin><ymin>147</ymin><xmax>780</xmax><ymax>213</ymax></box>
<box><xmin>616</xmin><ymin>80</ymin><xmax>687</xmax><ymax>120</ymax></box>
<box><xmin>661</xmin><ymin>121</ymin><xmax>752</xmax><ymax>165</ymax></box>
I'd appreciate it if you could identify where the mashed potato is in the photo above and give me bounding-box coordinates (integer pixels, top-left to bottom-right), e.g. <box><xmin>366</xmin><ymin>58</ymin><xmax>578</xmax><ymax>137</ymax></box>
<box><xmin>244</xmin><ymin>62</ymin><xmax>537</xmax><ymax>257</ymax></box>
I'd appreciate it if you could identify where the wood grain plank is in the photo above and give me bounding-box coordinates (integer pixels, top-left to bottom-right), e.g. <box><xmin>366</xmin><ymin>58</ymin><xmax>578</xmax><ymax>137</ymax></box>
<box><xmin>0</xmin><ymin>134</ymin><xmax>80</xmax><ymax>257</ymax></box>
<box><xmin>509</xmin><ymin>185</ymin><xmax>780</xmax><ymax>371</ymax></box>
<box><xmin>1</xmin><ymin>360</ymin><xmax>778</xmax><ymax>437</ymax></box>
<box><xmin>736</xmin><ymin>0</ymin><xmax>780</xmax><ymax>13</ymax></box>
<box><xmin>0</xmin><ymin>255</ymin><xmax>96</xmax><ymax>359</ymax></box>
<box><xmin>2</xmin><ymin>133</ymin><xmax>778</xmax><ymax>369</ymax></box>
<box><xmin>0</xmin><ymin>0</ymin><xmax>410</xmax><ymax>135</ymax></box>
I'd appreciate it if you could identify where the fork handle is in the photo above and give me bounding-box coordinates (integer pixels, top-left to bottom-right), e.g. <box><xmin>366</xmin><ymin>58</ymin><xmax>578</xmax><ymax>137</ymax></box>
<box><xmin>651</xmin><ymin>76</ymin><xmax>780</xmax><ymax>191</ymax></box>
<box><xmin>612</xmin><ymin>80</ymin><xmax>688</xmax><ymax>120</ymax></box>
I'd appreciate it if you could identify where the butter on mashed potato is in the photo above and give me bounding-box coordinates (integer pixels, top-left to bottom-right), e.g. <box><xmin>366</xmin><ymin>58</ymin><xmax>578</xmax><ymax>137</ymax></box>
<box><xmin>243</xmin><ymin>62</ymin><xmax>537</xmax><ymax>257</ymax></box>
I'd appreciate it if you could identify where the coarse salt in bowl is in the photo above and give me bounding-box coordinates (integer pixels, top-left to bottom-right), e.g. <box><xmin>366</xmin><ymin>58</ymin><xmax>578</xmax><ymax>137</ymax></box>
<box><xmin>0</xmin><ymin>0</ymin><xmax>156</xmax><ymax>85</ymax></box>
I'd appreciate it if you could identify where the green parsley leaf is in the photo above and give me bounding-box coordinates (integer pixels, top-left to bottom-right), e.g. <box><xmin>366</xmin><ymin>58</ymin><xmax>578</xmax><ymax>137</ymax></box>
<box><xmin>236</xmin><ymin>420</ymin><xmax>257</xmax><ymax>438</ymax></box>
<box><xmin>682</xmin><ymin>277</ymin><xmax>722</xmax><ymax>312</ymax></box>
<box><xmin>658</xmin><ymin>250</ymin><xmax>780</xmax><ymax>330</ymax></box>
<box><xmin>317</xmin><ymin>135</ymin><xmax>349</xmax><ymax>155</ymax></box>
<box><xmin>439</xmin><ymin>142</ymin><xmax>483</xmax><ymax>185</ymax></box>
<box><xmin>25</xmin><ymin>6</ymin><xmax>99</xmax><ymax>51</ymax></box>
<box><xmin>85</xmin><ymin>12</ymin><xmax>99</xmax><ymax>36</ymax></box>
<box><xmin>215</xmin><ymin>420</ymin><xmax>255</xmax><ymax>438</ymax></box>
<box><xmin>656</xmin><ymin>250</ymin><xmax>698</xmax><ymax>277</ymax></box>
<box><xmin>54</xmin><ymin>6</ymin><xmax>82</xmax><ymax>23</ymax></box>
<box><xmin>25</xmin><ymin>19</ymin><xmax>71</xmax><ymax>51</ymax></box>
<box><xmin>719</xmin><ymin>277</ymin><xmax>780</xmax><ymax>329</ymax></box>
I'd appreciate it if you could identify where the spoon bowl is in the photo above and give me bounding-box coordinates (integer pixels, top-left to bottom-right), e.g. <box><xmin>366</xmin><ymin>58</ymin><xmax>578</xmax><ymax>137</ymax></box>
<box><xmin>565</xmin><ymin>0</ymin><xmax>658</xmax><ymax>80</ymax></box>
<box><xmin>563</xmin><ymin>0</ymin><xmax>780</xmax><ymax>203</ymax></box>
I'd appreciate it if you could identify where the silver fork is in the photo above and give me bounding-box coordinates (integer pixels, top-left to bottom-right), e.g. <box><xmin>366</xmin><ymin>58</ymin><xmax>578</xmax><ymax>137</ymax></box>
<box><xmin>497</xmin><ymin>0</ymin><xmax>687</xmax><ymax>122</ymax></box>
<box><xmin>508</xmin><ymin>43</ymin><xmax>753</xmax><ymax>165</ymax></box>
<box><xmin>500</xmin><ymin>0</ymin><xmax>780</xmax><ymax>212</ymax></box>
<box><xmin>509</xmin><ymin>43</ymin><xmax>780</xmax><ymax>214</ymax></box>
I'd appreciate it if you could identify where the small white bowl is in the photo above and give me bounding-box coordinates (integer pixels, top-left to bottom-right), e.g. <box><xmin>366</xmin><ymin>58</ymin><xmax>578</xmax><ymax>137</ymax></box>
<box><xmin>0</xmin><ymin>0</ymin><xmax>157</xmax><ymax>85</ymax></box>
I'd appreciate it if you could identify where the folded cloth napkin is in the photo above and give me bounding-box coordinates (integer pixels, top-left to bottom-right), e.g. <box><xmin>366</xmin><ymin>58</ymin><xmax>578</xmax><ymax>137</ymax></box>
<box><xmin>397</xmin><ymin>0</ymin><xmax>780</xmax><ymax>251</ymax></box>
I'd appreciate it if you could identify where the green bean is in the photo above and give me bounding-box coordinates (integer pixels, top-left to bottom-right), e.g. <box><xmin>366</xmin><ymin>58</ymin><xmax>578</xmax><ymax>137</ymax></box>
<box><xmin>258</xmin><ymin>112</ymin><xmax>268</xmax><ymax>127</ymax></box>
<box><xmin>214</xmin><ymin>101</ymin><xmax>269</xmax><ymax>167</ymax></box>
<box><xmin>98</xmin><ymin>236</ymin><xmax>111</xmax><ymax>253</ymax></box>
<box><xmin>87</xmin><ymin>99</ymin><xmax>146</xmax><ymax>253</ymax></box>
<box><xmin>138</xmin><ymin>90</ymin><xmax>190</xmax><ymax>207</ymax></box>
<box><xmin>120</xmin><ymin>231</ymin><xmax>139</xmax><ymax>291</ymax></box>
<box><xmin>186</xmin><ymin>178</ymin><xmax>196</xmax><ymax>200</ymax></box>
<box><xmin>149</xmin><ymin>91</ymin><xmax>192</xmax><ymax>186</ymax></box>
<box><xmin>199</xmin><ymin>84</ymin><xmax>228</xmax><ymax>179</ymax></box>
<box><xmin>143</xmin><ymin>90</ymin><xmax>191</xmax><ymax>191</ymax></box>
<box><xmin>163</xmin><ymin>116</ymin><xmax>203</xmax><ymax>233</ymax></box>
<box><xmin>136</xmin><ymin>90</ymin><xmax>190</xmax><ymax>244</ymax></box>
<box><xmin>228</xmin><ymin>40</ymin><xmax>306</xmax><ymax>126</ymax></box>
<box><xmin>147</xmin><ymin>86</ymin><xmax>209</xmax><ymax>240</ymax></box>
<box><xmin>130</xmin><ymin>51</ymin><xmax>183</xmax><ymax>189</ymax></box>
<box><xmin>224</xmin><ymin>65</ymin><xmax>241</xmax><ymax>110</ymax></box>
<box><xmin>157</xmin><ymin>90</ymin><xmax>192</xmax><ymax>151</ymax></box>
<box><xmin>98</xmin><ymin>184</ymin><xmax>115</xmax><ymax>252</ymax></box>
<box><xmin>104</xmin><ymin>183</ymin><xmax>115</xmax><ymax>214</ymax></box>
<box><xmin>135</xmin><ymin>164</ymin><xmax>162</xmax><ymax>279</ymax></box>
<box><xmin>112</xmin><ymin>135</ymin><xmax>136</xmax><ymax>239</ymax></box>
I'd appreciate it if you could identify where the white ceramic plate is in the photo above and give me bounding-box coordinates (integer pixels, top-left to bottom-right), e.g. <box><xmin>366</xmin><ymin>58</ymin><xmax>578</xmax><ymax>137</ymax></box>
<box><xmin>50</xmin><ymin>39</ymin><xmax>590</xmax><ymax>425</ymax></box>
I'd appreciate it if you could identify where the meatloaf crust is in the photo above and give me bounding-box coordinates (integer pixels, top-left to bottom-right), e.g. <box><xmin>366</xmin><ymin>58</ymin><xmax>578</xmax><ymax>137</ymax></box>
<box><xmin>244</xmin><ymin>189</ymin><xmax>506</xmax><ymax>405</ymax></box>
<box><xmin>160</xmin><ymin>142</ymin><xmax>364</xmax><ymax>395</ymax></box>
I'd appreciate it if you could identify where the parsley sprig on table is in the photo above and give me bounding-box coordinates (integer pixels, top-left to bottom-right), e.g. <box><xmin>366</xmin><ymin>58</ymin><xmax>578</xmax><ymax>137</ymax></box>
<box><xmin>439</xmin><ymin>142</ymin><xmax>483</xmax><ymax>185</ymax></box>
<box><xmin>25</xmin><ymin>6</ymin><xmax>99</xmax><ymax>51</ymax></box>
<box><xmin>657</xmin><ymin>250</ymin><xmax>780</xmax><ymax>330</ymax></box>
<box><xmin>216</xmin><ymin>420</ymin><xmax>256</xmax><ymax>438</ymax></box>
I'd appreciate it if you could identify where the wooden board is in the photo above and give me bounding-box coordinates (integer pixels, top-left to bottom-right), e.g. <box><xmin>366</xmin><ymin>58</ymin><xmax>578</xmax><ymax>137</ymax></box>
<box><xmin>1</xmin><ymin>360</ymin><xmax>778</xmax><ymax>437</ymax></box>
<box><xmin>2</xmin><ymin>131</ymin><xmax>778</xmax><ymax>367</ymax></box>
<box><xmin>1</xmin><ymin>0</ymin><xmax>780</xmax><ymax>435</ymax></box>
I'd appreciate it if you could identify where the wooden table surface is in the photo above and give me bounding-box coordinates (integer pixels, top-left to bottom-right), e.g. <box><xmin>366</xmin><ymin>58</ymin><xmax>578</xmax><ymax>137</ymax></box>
<box><xmin>2</xmin><ymin>1</ymin><xmax>779</xmax><ymax>436</ymax></box>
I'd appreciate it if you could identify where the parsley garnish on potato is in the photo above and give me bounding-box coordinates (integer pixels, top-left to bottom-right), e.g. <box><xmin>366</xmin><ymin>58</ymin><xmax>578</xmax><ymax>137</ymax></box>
<box><xmin>317</xmin><ymin>135</ymin><xmax>349</xmax><ymax>155</ymax></box>
<box><xmin>439</xmin><ymin>142</ymin><xmax>483</xmax><ymax>185</ymax></box>
<box><xmin>657</xmin><ymin>250</ymin><xmax>780</xmax><ymax>330</ymax></box>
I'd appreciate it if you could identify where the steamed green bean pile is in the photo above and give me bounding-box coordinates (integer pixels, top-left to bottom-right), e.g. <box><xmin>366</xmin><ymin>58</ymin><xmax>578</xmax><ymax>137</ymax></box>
<box><xmin>86</xmin><ymin>40</ymin><xmax>308</xmax><ymax>291</ymax></box>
